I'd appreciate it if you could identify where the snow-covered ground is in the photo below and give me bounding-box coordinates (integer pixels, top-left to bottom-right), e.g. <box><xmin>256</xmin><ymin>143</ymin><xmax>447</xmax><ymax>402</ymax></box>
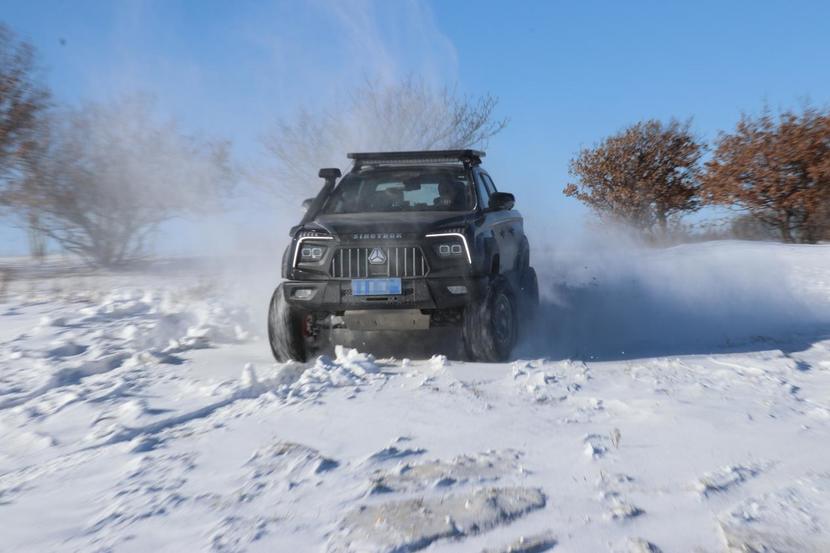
<box><xmin>1</xmin><ymin>241</ymin><xmax>830</xmax><ymax>552</ymax></box>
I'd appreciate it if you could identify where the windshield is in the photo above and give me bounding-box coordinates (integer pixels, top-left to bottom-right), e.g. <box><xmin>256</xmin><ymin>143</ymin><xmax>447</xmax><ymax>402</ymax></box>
<box><xmin>321</xmin><ymin>167</ymin><xmax>475</xmax><ymax>214</ymax></box>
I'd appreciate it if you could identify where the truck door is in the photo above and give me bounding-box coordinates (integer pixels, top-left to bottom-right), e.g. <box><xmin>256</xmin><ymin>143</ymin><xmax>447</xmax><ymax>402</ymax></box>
<box><xmin>477</xmin><ymin>170</ymin><xmax>521</xmax><ymax>273</ymax></box>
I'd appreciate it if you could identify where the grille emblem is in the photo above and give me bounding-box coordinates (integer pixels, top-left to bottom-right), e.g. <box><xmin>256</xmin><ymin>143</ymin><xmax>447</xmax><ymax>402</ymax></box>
<box><xmin>368</xmin><ymin>248</ymin><xmax>387</xmax><ymax>265</ymax></box>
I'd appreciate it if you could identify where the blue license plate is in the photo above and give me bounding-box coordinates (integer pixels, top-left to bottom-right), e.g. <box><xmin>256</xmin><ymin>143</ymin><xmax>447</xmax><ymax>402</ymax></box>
<box><xmin>351</xmin><ymin>278</ymin><xmax>402</xmax><ymax>296</ymax></box>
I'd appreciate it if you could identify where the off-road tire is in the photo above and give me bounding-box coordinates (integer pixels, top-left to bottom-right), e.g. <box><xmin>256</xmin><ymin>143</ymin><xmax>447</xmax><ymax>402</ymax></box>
<box><xmin>463</xmin><ymin>276</ymin><xmax>517</xmax><ymax>362</ymax></box>
<box><xmin>267</xmin><ymin>284</ymin><xmax>308</xmax><ymax>362</ymax></box>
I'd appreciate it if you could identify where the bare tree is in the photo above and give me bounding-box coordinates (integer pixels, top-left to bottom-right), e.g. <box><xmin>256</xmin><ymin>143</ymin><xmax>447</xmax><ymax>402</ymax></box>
<box><xmin>10</xmin><ymin>96</ymin><xmax>233</xmax><ymax>267</ymax></box>
<box><xmin>564</xmin><ymin>119</ymin><xmax>703</xmax><ymax>235</ymax></box>
<box><xmin>701</xmin><ymin>106</ymin><xmax>830</xmax><ymax>243</ymax></box>
<box><xmin>262</xmin><ymin>77</ymin><xmax>508</xmax><ymax>201</ymax></box>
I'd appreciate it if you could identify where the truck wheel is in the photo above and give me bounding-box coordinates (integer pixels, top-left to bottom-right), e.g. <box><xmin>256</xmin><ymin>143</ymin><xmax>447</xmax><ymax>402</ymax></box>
<box><xmin>267</xmin><ymin>284</ymin><xmax>308</xmax><ymax>363</ymax></box>
<box><xmin>463</xmin><ymin>277</ymin><xmax>517</xmax><ymax>362</ymax></box>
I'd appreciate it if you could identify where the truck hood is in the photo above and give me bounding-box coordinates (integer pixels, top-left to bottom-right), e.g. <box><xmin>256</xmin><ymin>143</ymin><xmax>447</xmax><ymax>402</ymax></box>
<box><xmin>309</xmin><ymin>211</ymin><xmax>472</xmax><ymax>237</ymax></box>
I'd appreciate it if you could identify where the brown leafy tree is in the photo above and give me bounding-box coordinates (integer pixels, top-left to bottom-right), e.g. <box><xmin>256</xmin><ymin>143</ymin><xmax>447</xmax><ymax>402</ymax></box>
<box><xmin>702</xmin><ymin>107</ymin><xmax>830</xmax><ymax>243</ymax></box>
<box><xmin>10</xmin><ymin>96</ymin><xmax>234</xmax><ymax>267</ymax></box>
<box><xmin>0</xmin><ymin>24</ymin><xmax>50</xmax><ymax>254</ymax></box>
<box><xmin>262</xmin><ymin>77</ymin><xmax>507</xmax><ymax>201</ymax></box>
<box><xmin>808</xmin><ymin>194</ymin><xmax>830</xmax><ymax>241</ymax></box>
<box><xmin>564</xmin><ymin>119</ymin><xmax>703</xmax><ymax>235</ymax></box>
<box><xmin>728</xmin><ymin>213</ymin><xmax>779</xmax><ymax>241</ymax></box>
<box><xmin>0</xmin><ymin>24</ymin><xmax>47</xmax><ymax>180</ymax></box>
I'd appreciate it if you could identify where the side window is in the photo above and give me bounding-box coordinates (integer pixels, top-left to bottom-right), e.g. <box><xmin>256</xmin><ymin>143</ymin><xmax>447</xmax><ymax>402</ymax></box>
<box><xmin>474</xmin><ymin>171</ymin><xmax>490</xmax><ymax>209</ymax></box>
<box><xmin>481</xmin><ymin>173</ymin><xmax>498</xmax><ymax>196</ymax></box>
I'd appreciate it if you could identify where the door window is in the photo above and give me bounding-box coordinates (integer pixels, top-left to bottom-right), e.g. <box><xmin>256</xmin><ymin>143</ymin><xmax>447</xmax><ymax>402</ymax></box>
<box><xmin>474</xmin><ymin>171</ymin><xmax>490</xmax><ymax>209</ymax></box>
<box><xmin>481</xmin><ymin>173</ymin><xmax>498</xmax><ymax>196</ymax></box>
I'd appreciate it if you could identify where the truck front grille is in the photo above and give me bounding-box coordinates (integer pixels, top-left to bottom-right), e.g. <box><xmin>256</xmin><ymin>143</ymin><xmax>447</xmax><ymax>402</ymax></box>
<box><xmin>329</xmin><ymin>246</ymin><xmax>429</xmax><ymax>279</ymax></box>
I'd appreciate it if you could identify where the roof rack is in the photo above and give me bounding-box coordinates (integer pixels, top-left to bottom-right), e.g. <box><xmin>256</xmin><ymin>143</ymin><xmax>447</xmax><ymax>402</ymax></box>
<box><xmin>347</xmin><ymin>149</ymin><xmax>485</xmax><ymax>168</ymax></box>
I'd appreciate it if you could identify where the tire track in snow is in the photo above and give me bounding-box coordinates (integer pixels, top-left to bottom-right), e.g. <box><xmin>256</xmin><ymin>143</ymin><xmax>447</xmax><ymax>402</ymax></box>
<box><xmin>0</xmin><ymin>287</ymin><xmax>250</xmax><ymax>413</ymax></box>
<box><xmin>0</xmin><ymin>378</ymin><xmax>274</xmax><ymax>507</ymax></box>
<box><xmin>0</xmin><ymin>350</ymin><xmax>385</xmax><ymax>505</ymax></box>
<box><xmin>0</xmin><ymin>352</ymin><xmax>132</xmax><ymax>411</ymax></box>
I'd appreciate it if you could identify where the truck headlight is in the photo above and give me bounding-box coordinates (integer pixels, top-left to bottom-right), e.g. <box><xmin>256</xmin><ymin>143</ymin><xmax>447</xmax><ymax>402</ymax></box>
<box><xmin>425</xmin><ymin>231</ymin><xmax>472</xmax><ymax>264</ymax></box>
<box><xmin>299</xmin><ymin>245</ymin><xmax>326</xmax><ymax>262</ymax></box>
<box><xmin>292</xmin><ymin>234</ymin><xmax>333</xmax><ymax>266</ymax></box>
<box><xmin>434</xmin><ymin>242</ymin><xmax>464</xmax><ymax>258</ymax></box>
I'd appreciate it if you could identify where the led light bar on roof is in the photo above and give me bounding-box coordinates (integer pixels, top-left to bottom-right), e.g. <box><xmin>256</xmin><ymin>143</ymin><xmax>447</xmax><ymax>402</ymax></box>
<box><xmin>348</xmin><ymin>149</ymin><xmax>485</xmax><ymax>167</ymax></box>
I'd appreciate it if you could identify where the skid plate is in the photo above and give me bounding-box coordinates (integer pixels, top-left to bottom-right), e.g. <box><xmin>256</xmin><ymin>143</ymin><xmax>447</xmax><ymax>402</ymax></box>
<box><xmin>343</xmin><ymin>309</ymin><xmax>430</xmax><ymax>331</ymax></box>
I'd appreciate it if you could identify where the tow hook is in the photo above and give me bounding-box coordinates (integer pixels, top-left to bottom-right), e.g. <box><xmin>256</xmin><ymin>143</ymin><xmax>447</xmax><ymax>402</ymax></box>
<box><xmin>302</xmin><ymin>314</ymin><xmax>314</xmax><ymax>338</ymax></box>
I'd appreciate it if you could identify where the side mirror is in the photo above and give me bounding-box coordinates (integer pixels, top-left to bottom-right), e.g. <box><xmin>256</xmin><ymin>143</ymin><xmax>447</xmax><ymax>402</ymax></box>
<box><xmin>489</xmin><ymin>192</ymin><xmax>515</xmax><ymax>211</ymax></box>
<box><xmin>302</xmin><ymin>198</ymin><xmax>315</xmax><ymax>210</ymax></box>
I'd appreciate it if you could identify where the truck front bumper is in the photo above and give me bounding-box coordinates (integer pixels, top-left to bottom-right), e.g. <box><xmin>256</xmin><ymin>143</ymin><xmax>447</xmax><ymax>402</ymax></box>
<box><xmin>281</xmin><ymin>276</ymin><xmax>486</xmax><ymax>312</ymax></box>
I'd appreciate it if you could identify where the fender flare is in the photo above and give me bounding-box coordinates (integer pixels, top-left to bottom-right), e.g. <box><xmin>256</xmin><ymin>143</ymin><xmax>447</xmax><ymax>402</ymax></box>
<box><xmin>479</xmin><ymin>234</ymin><xmax>499</xmax><ymax>275</ymax></box>
<box><xmin>516</xmin><ymin>236</ymin><xmax>530</xmax><ymax>272</ymax></box>
<box><xmin>280</xmin><ymin>244</ymin><xmax>292</xmax><ymax>279</ymax></box>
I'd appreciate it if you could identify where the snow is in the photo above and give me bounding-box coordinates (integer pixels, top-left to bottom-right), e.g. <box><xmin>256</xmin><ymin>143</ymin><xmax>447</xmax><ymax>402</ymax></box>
<box><xmin>1</xmin><ymin>241</ymin><xmax>830</xmax><ymax>552</ymax></box>
<box><xmin>330</xmin><ymin>487</ymin><xmax>547</xmax><ymax>553</ymax></box>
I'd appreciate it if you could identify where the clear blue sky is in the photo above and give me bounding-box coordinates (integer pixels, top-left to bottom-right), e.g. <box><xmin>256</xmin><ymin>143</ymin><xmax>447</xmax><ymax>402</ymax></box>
<box><xmin>2</xmin><ymin>0</ymin><xmax>830</xmax><ymax>254</ymax></box>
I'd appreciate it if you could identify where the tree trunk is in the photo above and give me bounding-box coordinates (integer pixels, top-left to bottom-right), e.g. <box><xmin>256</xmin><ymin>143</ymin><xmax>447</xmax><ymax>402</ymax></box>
<box><xmin>657</xmin><ymin>208</ymin><xmax>668</xmax><ymax>234</ymax></box>
<box><xmin>778</xmin><ymin>215</ymin><xmax>795</xmax><ymax>243</ymax></box>
<box><xmin>27</xmin><ymin>213</ymin><xmax>46</xmax><ymax>261</ymax></box>
<box><xmin>801</xmin><ymin>225</ymin><xmax>818</xmax><ymax>244</ymax></box>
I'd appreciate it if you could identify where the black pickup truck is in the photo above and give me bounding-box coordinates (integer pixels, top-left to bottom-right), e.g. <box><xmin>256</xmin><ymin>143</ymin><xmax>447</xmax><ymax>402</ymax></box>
<box><xmin>268</xmin><ymin>150</ymin><xmax>538</xmax><ymax>362</ymax></box>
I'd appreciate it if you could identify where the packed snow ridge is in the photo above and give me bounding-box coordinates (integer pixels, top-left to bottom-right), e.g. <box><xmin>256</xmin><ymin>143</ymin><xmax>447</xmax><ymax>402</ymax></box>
<box><xmin>1</xmin><ymin>241</ymin><xmax>830</xmax><ymax>552</ymax></box>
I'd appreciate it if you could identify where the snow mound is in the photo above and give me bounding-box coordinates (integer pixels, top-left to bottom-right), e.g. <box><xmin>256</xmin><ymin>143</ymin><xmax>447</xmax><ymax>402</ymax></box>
<box><xmin>84</xmin><ymin>451</ymin><xmax>197</xmax><ymax>543</ymax></box>
<box><xmin>511</xmin><ymin>361</ymin><xmax>590</xmax><ymax>403</ymax></box>
<box><xmin>368</xmin><ymin>450</ymin><xmax>523</xmax><ymax>494</ymax></box>
<box><xmin>583</xmin><ymin>433</ymin><xmax>612</xmax><ymax>460</ymax></box>
<box><xmin>482</xmin><ymin>532</ymin><xmax>557</xmax><ymax>553</ymax></box>
<box><xmin>366</xmin><ymin>437</ymin><xmax>427</xmax><ymax>464</ymax></box>
<box><xmin>606</xmin><ymin>497</ymin><xmax>644</xmax><ymax>521</ymax></box>
<box><xmin>330</xmin><ymin>487</ymin><xmax>546</xmax><ymax>553</ymax></box>
<box><xmin>718</xmin><ymin>475</ymin><xmax>830</xmax><ymax>552</ymax></box>
<box><xmin>283</xmin><ymin>346</ymin><xmax>384</xmax><ymax>401</ymax></box>
<box><xmin>76</xmin><ymin>288</ymin><xmax>251</xmax><ymax>351</ymax></box>
<box><xmin>696</xmin><ymin>463</ymin><xmax>764</xmax><ymax>497</ymax></box>
<box><xmin>237</xmin><ymin>442</ymin><xmax>338</xmax><ymax>501</ymax></box>
<box><xmin>626</xmin><ymin>538</ymin><xmax>663</xmax><ymax>553</ymax></box>
<box><xmin>0</xmin><ymin>285</ymin><xmax>252</xmax><ymax>410</ymax></box>
<box><xmin>209</xmin><ymin>516</ymin><xmax>279</xmax><ymax>553</ymax></box>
